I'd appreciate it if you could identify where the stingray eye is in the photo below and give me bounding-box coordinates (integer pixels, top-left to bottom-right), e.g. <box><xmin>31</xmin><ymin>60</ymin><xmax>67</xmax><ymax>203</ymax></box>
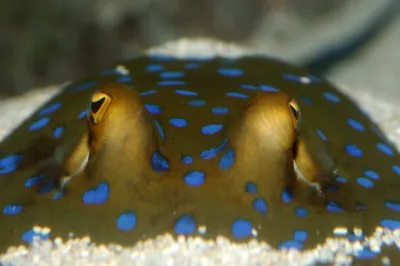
<box><xmin>88</xmin><ymin>91</ymin><xmax>112</xmax><ymax>124</ymax></box>
<box><xmin>288</xmin><ymin>99</ymin><xmax>301</xmax><ymax>132</ymax></box>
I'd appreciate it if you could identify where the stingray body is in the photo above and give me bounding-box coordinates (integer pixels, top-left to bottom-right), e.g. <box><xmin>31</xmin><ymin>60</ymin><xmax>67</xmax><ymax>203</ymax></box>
<box><xmin>1</xmin><ymin>55</ymin><xmax>400</xmax><ymax>255</ymax></box>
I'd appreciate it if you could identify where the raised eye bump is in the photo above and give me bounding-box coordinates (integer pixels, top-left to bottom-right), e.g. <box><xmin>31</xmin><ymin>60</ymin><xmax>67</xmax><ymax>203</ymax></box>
<box><xmin>288</xmin><ymin>99</ymin><xmax>301</xmax><ymax>132</ymax></box>
<box><xmin>88</xmin><ymin>91</ymin><xmax>112</xmax><ymax>124</ymax></box>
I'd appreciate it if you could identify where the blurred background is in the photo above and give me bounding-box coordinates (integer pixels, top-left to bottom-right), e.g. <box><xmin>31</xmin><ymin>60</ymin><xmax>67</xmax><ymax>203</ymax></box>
<box><xmin>0</xmin><ymin>0</ymin><xmax>399</xmax><ymax>96</ymax></box>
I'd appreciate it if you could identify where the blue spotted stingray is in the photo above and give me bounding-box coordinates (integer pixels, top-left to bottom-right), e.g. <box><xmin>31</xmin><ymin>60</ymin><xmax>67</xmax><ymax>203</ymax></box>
<box><xmin>1</xmin><ymin>55</ymin><xmax>400</xmax><ymax>258</ymax></box>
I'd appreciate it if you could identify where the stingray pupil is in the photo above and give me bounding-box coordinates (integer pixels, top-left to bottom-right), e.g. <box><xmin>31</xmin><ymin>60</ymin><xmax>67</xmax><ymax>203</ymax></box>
<box><xmin>91</xmin><ymin>97</ymin><xmax>106</xmax><ymax>114</ymax></box>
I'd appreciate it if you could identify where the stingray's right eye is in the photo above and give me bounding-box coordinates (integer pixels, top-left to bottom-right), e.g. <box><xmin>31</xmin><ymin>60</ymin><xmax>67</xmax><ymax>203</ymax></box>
<box><xmin>88</xmin><ymin>91</ymin><xmax>112</xmax><ymax>124</ymax></box>
<box><xmin>288</xmin><ymin>99</ymin><xmax>302</xmax><ymax>133</ymax></box>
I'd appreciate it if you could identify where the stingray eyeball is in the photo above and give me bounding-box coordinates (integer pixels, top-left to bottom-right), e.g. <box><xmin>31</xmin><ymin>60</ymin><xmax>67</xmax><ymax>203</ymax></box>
<box><xmin>288</xmin><ymin>99</ymin><xmax>301</xmax><ymax>133</ymax></box>
<box><xmin>88</xmin><ymin>91</ymin><xmax>112</xmax><ymax>124</ymax></box>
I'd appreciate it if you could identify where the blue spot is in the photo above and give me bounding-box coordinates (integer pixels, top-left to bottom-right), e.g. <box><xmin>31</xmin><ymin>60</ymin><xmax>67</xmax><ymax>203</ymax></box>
<box><xmin>345</xmin><ymin>144</ymin><xmax>363</xmax><ymax>157</ymax></box>
<box><xmin>160</xmin><ymin>71</ymin><xmax>185</xmax><ymax>79</ymax></box>
<box><xmin>146</xmin><ymin>64</ymin><xmax>163</xmax><ymax>72</ymax></box>
<box><xmin>38</xmin><ymin>102</ymin><xmax>62</xmax><ymax>116</ymax></box>
<box><xmin>219</xmin><ymin>148</ymin><xmax>235</xmax><ymax>170</ymax></box>
<box><xmin>148</xmin><ymin>54</ymin><xmax>175</xmax><ymax>61</ymax></box>
<box><xmin>300</xmin><ymin>97</ymin><xmax>312</xmax><ymax>104</ymax></box>
<box><xmin>278</xmin><ymin>240</ymin><xmax>303</xmax><ymax>250</ymax></box>
<box><xmin>380</xmin><ymin>219</ymin><xmax>400</xmax><ymax>230</ymax></box>
<box><xmin>212</xmin><ymin>107</ymin><xmax>229</xmax><ymax>115</ymax></box>
<box><xmin>29</xmin><ymin>117</ymin><xmax>50</xmax><ymax>131</ymax></box>
<box><xmin>37</xmin><ymin>182</ymin><xmax>55</xmax><ymax>194</ymax></box>
<box><xmin>385</xmin><ymin>201</ymin><xmax>400</xmax><ymax>212</ymax></box>
<box><xmin>348</xmin><ymin>233</ymin><xmax>364</xmax><ymax>242</ymax></box>
<box><xmin>0</xmin><ymin>154</ymin><xmax>23</xmax><ymax>175</ymax></box>
<box><xmin>326</xmin><ymin>201</ymin><xmax>343</xmax><ymax>212</ymax></box>
<box><xmin>336</xmin><ymin>176</ymin><xmax>348</xmax><ymax>183</ymax></box>
<box><xmin>144</xmin><ymin>104</ymin><xmax>163</xmax><ymax>114</ymax></box>
<box><xmin>201</xmin><ymin>124</ymin><xmax>223</xmax><ymax>135</ymax></box>
<box><xmin>357</xmin><ymin>177</ymin><xmax>374</xmax><ymax>188</ymax></box>
<box><xmin>139</xmin><ymin>90</ymin><xmax>157</xmax><ymax>96</ymax></box>
<box><xmin>83</xmin><ymin>182</ymin><xmax>110</xmax><ymax>205</ymax></box>
<box><xmin>295</xmin><ymin>208</ymin><xmax>308</xmax><ymax>217</ymax></box>
<box><xmin>175</xmin><ymin>215</ymin><xmax>196</xmax><ymax>235</ymax></box>
<box><xmin>71</xmin><ymin>81</ymin><xmax>97</xmax><ymax>92</ymax></box>
<box><xmin>175</xmin><ymin>89</ymin><xmax>198</xmax><ymax>96</ymax></box>
<box><xmin>253</xmin><ymin>197</ymin><xmax>268</xmax><ymax>215</ymax></box>
<box><xmin>52</xmin><ymin>192</ymin><xmax>63</xmax><ymax>200</ymax></box>
<box><xmin>155</xmin><ymin>120</ymin><xmax>165</xmax><ymax>139</ymax></box>
<box><xmin>364</xmin><ymin>170</ymin><xmax>379</xmax><ymax>180</ymax></box>
<box><xmin>232</xmin><ymin>219</ymin><xmax>253</xmax><ymax>238</ymax></box>
<box><xmin>188</xmin><ymin>99</ymin><xmax>206</xmax><ymax>106</ymax></box>
<box><xmin>316</xmin><ymin>129</ymin><xmax>327</xmax><ymax>141</ymax></box>
<box><xmin>241</xmin><ymin>84</ymin><xmax>257</xmax><ymax>90</ymax></box>
<box><xmin>259</xmin><ymin>84</ymin><xmax>279</xmax><ymax>92</ymax></box>
<box><xmin>282</xmin><ymin>188</ymin><xmax>293</xmax><ymax>203</ymax></box>
<box><xmin>376</xmin><ymin>143</ymin><xmax>395</xmax><ymax>156</ymax></box>
<box><xmin>282</xmin><ymin>74</ymin><xmax>304</xmax><ymax>83</ymax></box>
<box><xmin>245</xmin><ymin>182</ymin><xmax>257</xmax><ymax>194</ymax></box>
<box><xmin>25</xmin><ymin>176</ymin><xmax>45</xmax><ymax>188</ymax></box>
<box><xmin>185</xmin><ymin>63</ymin><xmax>199</xmax><ymax>69</ymax></box>
<box><xmin>323</xmin><ymin>92</ymin><xmax>340</xmax><ymax>103</ymax></box>
<box><xmin>293</xmin><ymin>230</ymin><xmax>308</xmax><ymax>242</ymax></box>
<box><xmin>52</xmin><ymin>127</ymin><xmax>64</xmax><ymax>138</ymax></box>
<box><xmin>3</xmin><ymin>204</ymin><xmax>23</xmax><ymax>215</ymax></box>
<box><xmin>116</xmin><ymin>211</ymin><xmax>137</xmax><ymax>231</ymax></box>
<box><xmin>184</xmin><ymin>170</ymin><xmax>205</xmax><ymax>186</ymax></box>
<box><xmin>218</xmin><ymin>68</ymin><xmax>243</xmax><ymax>77</ymax></box>
<box><xmin>356</xmin><ymin>249</ymin><xmax>377</xmax><ymax>260</ymax></box>
<box><xmin>158</xmin><ymin>80</ymin><xmax>186</xmax><ymax>86</ymax></box>
<box><xmin>116</xmin><ymin>75</ymin><xmax>133</xmax><ymax>83</ymax></box>
<box><xmin>201</xmin><ymin>138</ymin><xmax>228</xmax><ymax>160</ymax></box>
<box><xmin>393</xmin><ymin>165</ymin><xmax>400</xmax><ymax>176</ymax></box>
<box><xmin>347</xmin><ymin>118</ymin><xmax>365</xmax><ymax>132</ymax></box>
<box><xmin>226</xmin><ymin>92</ymin><xmax>248</xmax><ymax>99</ymax></box>
<box><xmin>78</xmin><ymin>110</ymin><xmax>86</xmax><ymax>119</ymax></box>
<box><xmin>181</xmin><ymin>155</ymin><xmax>193</xmax><ymax>165</ymax></box>
<box><xmin>22</xmin><ymin>229</ymin><xmax>50</xmax><ymax>243</ymax></box>
<box><xmin>169</xmin><ymin>117</ymin><xmax>188</xmax><ymax>128</ymax></box>
<box><xmin>151</xmin><ymin>151</ymin><xmax>169</xmax><ymax>173</ymax></box>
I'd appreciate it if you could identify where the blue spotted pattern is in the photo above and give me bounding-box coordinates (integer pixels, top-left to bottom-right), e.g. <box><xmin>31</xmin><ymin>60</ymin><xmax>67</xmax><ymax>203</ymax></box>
<box><xmin>181</xmin><ymin>155</ymin><xmax>193</xmax><ymax>164</ymax></box>
<box><xmin>345</xmin><ymin>144</ymin><xmax>363</xmax><ymax>157</ymax></box>
<box><xmin>218</xmin><ymin>68</ymin><xmax>243</xmax><ymax>77</ymax></box>
<box><xmin>38</xmin><ymin>102</ymin><xmax>62</xmax><ymax>116</ymax></box>
<box><xmin>22</xmin><ymin>229</ymin><xmax>50</xmax><ymax>243</ymax></box>
<box><xmin>83</xmin><ymin>182</ymin><xmax>110</xmax><ymax>205</ymax></box>
<box><xmin>212</xmin><ymin>107</ymin><xmax>229</xmax><ymax>115</ymax></box>
<box><xmin>218</xmin><ymin>148</ymin><xmax>235</xmax><ymax>170</ymax></box>
<box><xmin>0</xmin><ymin>154</ymin><xmax>23</xmax><ymax>175</ymax></box>
<box><xmin>151</xmin><ymin>151</ymin><xmax>169</xmax><ymax>173</ymax></box>
<box><xmin>116</xmin><ymin>211</ymin><xmax>137</xmax><ymax>231</ymax></box>
<box><xmin>201</xmin><ymin>137</ymin><xmax>228</xmax><ymax>160</ymax></box>
<box><xmin>175</xmin><ymin>215</ymin><xmax>196</xmax><ymax>235</ymax></box>
<box><xmin>231</xmin><ymin>219</ymin><xmax>252</xmax><ymax>238</ymax></box>
<box><xmin>144</xmin><ymin>104</ymin><xmax>163</xmax><ymax>114</ymax></box>
<box><xmin>3</xmin><ymin>204</ymin><xmax>23</xmax><ymax>215</ymax></box>
<box><xmin>201</xmin><ymin>124</ymin><xmax>223</xmax><ymax>135</ymax></box>
<box><xmin>184</xmin><ymin>170</ymin><xmax>205</xmax><ymax>186</ymax></box>
<box><xmin>253</xmin><ymin>197</ymin><xmax>268</xmax><ymax>215</ymax></box>
<box><xmin>175</xmin><ymin>89</ymin><xmax>198</xmax><ymax>96</ymax></box>
<box><xmin>323</xmin><ymin>92</ymin><xmax>340</xmax><ymax>103</ymax></box>
<box><xmin>169</xmin><ymin>117</ymin><xmax>188</xmax><ymax>128</ymax></box>
<box><xmin>29</xmin><ymin>117</ymin><xmax>50</xmax><ymax>131</ymax></box>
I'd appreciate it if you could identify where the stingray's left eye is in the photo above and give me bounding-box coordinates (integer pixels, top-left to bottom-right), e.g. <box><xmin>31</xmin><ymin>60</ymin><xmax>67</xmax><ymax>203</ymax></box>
<box><xmin>88</xmin><ymin>91</ymin><xmax>112</xmax><ymax>124</ymax></box>
<box><xmin>288</xmin><ymin>99</ymin><xmax>301</xmax><ymax>132</ymax></box>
